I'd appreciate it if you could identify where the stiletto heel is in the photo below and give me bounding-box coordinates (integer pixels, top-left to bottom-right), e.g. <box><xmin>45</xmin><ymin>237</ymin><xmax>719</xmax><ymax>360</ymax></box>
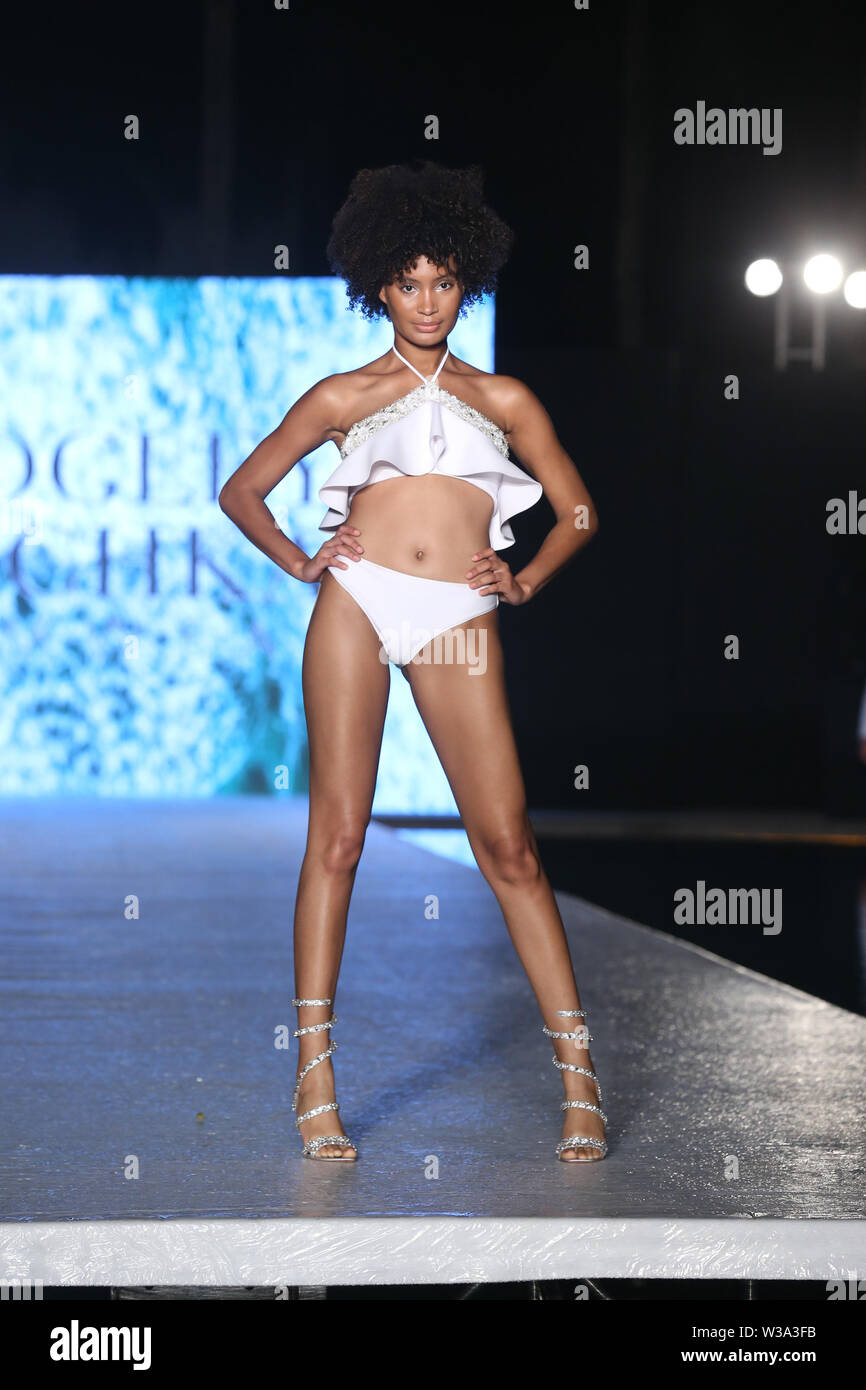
<box><xmin>292</xmin><ymin>997</ymin><xmax>358</xmax><ymax>1160</ymax></box>
<box><xmin>542</xmin><ymin>1008</ymin><xmax>608</xmax><ymax>1161</ymax></box>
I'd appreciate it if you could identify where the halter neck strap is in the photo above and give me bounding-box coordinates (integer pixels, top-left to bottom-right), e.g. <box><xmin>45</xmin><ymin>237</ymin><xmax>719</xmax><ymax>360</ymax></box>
<box><xmin>392</xmin><ymin>343</ymin><xmax>449</xmax><ymax>385</ymax></box>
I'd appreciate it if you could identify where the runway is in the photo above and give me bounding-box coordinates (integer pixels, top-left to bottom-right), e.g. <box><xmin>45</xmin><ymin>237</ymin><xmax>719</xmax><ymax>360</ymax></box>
<box><xmin>0</xmin><ymin>796</ymin><xmax>864</xmax><ymax>1288</ymax></box>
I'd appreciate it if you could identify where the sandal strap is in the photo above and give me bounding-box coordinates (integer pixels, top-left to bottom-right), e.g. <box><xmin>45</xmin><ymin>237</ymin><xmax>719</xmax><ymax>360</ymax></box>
<box><xmin>543</xmin><ymin>1010</ymin><xmax>591</xmax><ymax>1047</ymax></box>
<box><xmin>552</xmin><ymin>1060</ymin><xmax>597</xmax><ymax>1080</ymax></box>
<box><xmin>294</xmin><ymin>1016</ymin><xmax>336</xmax><ymax>1038</ymax></box>
<box><xmin>552</xmin><ymin>1060</ymin><xmax>601</xmax><ymax>1096</ymax></box>
<box><xmin>302</xmin><ymin>1134</ymin><xmax>357</xmax><ymax>1157</ymax></box>
<box><xmin>561</xmin><ymin>1099</ymin><xmax>608</xmax><ymax>1122</ymax></box>
<box><xmin>295</xmin><ymin>1100</ymin><xmax>339</xmax><ymax>1127</ymax></box>
<box><xmin>544</xmin><ymin>1027</ymin><xmax>592</xmax><ymax>1045</ymax></box>
<box><xmin>556</xmin><ymin>1136</ymin><xmax>608</xmax><ymax>1157</ymax></box>
<box><xmin>545</xmin><ymin>1010</ymin><xmax>608</xmax><ymax>1158</ymax></box>
<box><xmin>557</xmin><ymin>1073</ymin><xmax>602</xmax><ymax>1104</ymax></box>
<box><xmin>292</xmin><ymin>1042</ymin><xmax>337</xmax><ymax>1109</ymax></box>
<box><xmin>293</xmin><ymin>997</ymin><xmax>336</xmax><ymax>1039</ymax></box>
<box><xmin>292</xmin><ymin>999</ymin><xmax>356</xmax><ymax>1156</ymax></box>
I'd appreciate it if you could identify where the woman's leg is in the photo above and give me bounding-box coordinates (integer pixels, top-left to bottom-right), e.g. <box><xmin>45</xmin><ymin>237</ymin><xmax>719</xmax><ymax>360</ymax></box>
<box><xmin>403</xmin><ymin>613</ymin><xmax>606</xmax><ymax>1159</ymax></box>
<box><xmin>293</xmin><ymin>571</ymin><xmax>391</xmax><ymax>1156</ymax></box>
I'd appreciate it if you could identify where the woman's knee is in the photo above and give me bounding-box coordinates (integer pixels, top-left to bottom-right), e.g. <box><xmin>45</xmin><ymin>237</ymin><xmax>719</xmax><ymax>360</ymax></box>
<box><xmin>309</xmin><ymin>818</ymin><xmax>369</xmax><ymax>874</ymax></box>
<box><xmin>476</xmin><ymin>826</ymin><xmax>541</xmax><ymax>886</ymax></box>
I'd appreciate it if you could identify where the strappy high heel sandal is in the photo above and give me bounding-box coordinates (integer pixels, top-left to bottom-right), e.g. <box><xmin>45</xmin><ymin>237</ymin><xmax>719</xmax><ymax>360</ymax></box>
<box><xmin>292</xmin><ymin>996</ymin><xmax>358</xmax><ymax>1160</ymax></box>
<box><xmin>542</xmin><ymin>1008</ymin><xmax>608</xmax><ymax>1161</ymax></box>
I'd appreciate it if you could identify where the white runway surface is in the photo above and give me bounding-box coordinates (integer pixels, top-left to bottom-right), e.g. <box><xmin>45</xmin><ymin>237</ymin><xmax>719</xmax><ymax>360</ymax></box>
<box><xmin>1</xmin><ymin>797</ymin><xmax>864</xmax><ymax>1286</ymax></box>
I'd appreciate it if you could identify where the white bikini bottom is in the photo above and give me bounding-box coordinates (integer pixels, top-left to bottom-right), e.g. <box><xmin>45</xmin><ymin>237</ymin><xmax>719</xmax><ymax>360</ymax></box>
<box><xmin>326</xmin><ymin>555</ymin><xmax>499</xmax><ymax>667</ymax></box>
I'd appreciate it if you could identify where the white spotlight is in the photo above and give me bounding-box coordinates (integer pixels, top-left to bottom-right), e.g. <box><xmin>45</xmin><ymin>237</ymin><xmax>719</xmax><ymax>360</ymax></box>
<box><xmin>803</xmin><ymin>254</ymin><xmax>843</xmax><ymax>294</ymax></box>
<box><xmin>745</xmin><ymin>258</ymin><xmax>783</xmax><ymax>296</ymax></box>
<box><xmin>843</xmin><ymin>270</ymin><xmax>866</xmax><ymax>309</ymax></box>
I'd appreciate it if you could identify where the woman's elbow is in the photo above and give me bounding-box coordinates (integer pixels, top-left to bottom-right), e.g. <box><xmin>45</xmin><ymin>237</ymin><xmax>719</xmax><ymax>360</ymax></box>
<box><xmin>218</xmin><ymin>481</ymin><xmax>242</xmax><ymax>515</ymax></box>
<box><xmin>570</xmin><ymin>500</ymin><xmax>598</xmax><ymax>536</ymax></box>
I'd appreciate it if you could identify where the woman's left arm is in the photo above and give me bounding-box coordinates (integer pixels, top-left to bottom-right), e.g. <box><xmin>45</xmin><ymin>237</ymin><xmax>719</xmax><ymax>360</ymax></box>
<box><xmin>466</xmin><ymin>377</ymin><xmax>599</xmax><ymax>605</ymax></box>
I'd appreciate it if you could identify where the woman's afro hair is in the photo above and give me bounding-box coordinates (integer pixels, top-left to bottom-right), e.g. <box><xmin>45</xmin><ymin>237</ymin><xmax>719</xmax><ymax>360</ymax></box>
<box><xmin>326</xmin><ymin>160</ymin><xmax>514</xmax><ymax>321</ymax></box>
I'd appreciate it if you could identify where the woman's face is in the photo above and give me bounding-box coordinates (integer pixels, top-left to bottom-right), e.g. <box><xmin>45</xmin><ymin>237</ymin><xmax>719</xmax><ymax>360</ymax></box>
<box><xmin>378</xmin><ymin>256</ymin><xmax>463</xmax><ymax>341</ymax></box>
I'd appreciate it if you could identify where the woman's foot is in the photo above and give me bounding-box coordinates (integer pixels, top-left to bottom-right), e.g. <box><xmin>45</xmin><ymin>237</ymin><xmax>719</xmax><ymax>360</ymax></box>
<box><xmin>292</xmin><ymin>998</ymin><xmax>357</xmax><ymax>1160</ymax></box>
<box><xmin>293</xmin><ymin>1050</ymin><xmax>357</xmax><ymax>1160</ymax></box>
<box><xmin>559</xmin><ymin>1062</ymin><xmax>607</xmax><ymax>1161</ymax></box>
<box><xmin>544</xmin><ymin>1008</ymin><xmax>608</xmax><ymax>1162</ymax></box>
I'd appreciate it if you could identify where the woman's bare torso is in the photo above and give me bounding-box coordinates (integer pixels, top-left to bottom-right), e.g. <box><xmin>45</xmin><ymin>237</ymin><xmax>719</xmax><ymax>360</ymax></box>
<box><xmin>327</xmin><ymin>353</ymin><xmax>507</xmax><ymax>582</ymax></box>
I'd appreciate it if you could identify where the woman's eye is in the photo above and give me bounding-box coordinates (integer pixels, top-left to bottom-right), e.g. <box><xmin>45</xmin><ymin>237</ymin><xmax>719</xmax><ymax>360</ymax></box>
<box><xmin>399</xmin><ymin>281</ymin><xmax>454</xmax><ymax>292</ymax></box>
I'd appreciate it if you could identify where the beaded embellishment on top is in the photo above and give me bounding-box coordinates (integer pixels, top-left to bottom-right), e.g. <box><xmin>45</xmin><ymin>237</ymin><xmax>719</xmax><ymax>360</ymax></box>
<box><xmin>338</xmin><ymin>383</ymin><xmax>511</xmax><ymax>461</ymax></box>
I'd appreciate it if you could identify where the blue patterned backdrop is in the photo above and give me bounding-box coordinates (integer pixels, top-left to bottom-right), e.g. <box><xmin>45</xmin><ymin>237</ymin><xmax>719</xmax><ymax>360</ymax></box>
<box><xmin>0</xmin><ymin>276</ymin><xmax>496</xmax><ymax>809</ymax></box>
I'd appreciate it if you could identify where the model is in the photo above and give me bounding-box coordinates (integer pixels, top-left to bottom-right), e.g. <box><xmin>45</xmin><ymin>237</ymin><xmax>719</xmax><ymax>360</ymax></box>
<box><xmin>218</xmin><ymin>160</ymin><xmax>606</xmax><ymax>1163</ymax></box>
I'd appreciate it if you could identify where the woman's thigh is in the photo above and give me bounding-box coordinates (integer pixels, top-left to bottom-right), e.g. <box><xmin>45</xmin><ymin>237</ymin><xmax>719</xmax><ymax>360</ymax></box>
<box><xmin>302</xmin><ymin>572</ymin><xmax>391</xmax><ymax>839</ymax></box>
<box><xmin>402</xmin><ymin>612</ymin><xmax>535</xmax><ymax>865</ymax></box>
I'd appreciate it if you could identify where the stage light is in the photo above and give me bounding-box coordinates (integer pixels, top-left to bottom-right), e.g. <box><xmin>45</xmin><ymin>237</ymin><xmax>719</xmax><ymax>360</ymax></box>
<box><xmin>745</xmin><ymin>258</ymin><xmax>783</xmax><ymax>296</ymax></box>
<box><xmin>803</xmin><ymin>254</ymin><xmax>843</xmax><ymax>294</ymax></box>
<box><xmin>842</xmin><ymin>270</ymin><xmax>866</xmax><ymax>308</ymax></box>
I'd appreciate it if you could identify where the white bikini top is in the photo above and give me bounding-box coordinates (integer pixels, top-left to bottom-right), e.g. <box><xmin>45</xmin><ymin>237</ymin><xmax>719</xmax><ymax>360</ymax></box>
<box><xmin>318</xmin><ymin>345</ymin><xmax>543</xmax><ymax>550</ymax></box>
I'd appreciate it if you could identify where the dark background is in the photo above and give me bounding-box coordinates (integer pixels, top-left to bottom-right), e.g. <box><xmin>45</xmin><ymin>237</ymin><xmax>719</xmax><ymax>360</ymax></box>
<box><xmin>4</xmin><ymin>0</ymin><xmax>866</xmax><ymax>813</ymax></box>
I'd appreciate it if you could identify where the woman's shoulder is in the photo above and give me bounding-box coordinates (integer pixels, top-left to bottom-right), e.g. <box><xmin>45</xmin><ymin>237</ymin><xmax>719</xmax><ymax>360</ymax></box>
<box><xmin>478</xmin><ymin>370</ymin><xmax>537</xmax><ymax>413</ymax></box>
<box><xmin>450</xmin><ymin>366</ymin><xmax>536</xmax><ymax>441</ymax></box>
<box><xmin>309</xmin><ymin>355</ymin><xmax>538</xmax><ymax>440</ymax></box>
<box><xmin>316</xmin><ymin>354</ymin><xmax>401</xmax><ymax>414</ymax></box>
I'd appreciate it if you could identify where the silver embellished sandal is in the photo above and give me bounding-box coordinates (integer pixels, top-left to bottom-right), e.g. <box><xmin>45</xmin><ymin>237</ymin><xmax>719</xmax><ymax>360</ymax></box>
<box><xmin>542</xmin><ymin>1008</ymin><xmax>608</xmax><ymax>1161</ymax></box>
<box><xmin>292</xmin><ymin>997</ymin><xmax>358</xmax><ymax>1160</ymax></box>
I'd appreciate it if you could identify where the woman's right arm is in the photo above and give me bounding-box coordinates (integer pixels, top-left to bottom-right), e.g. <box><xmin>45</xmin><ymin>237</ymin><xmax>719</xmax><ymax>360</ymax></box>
<box><xmin>218</xmin><ymin>377</ymin><xmax>363</xmax><ymax>582</ymax></box>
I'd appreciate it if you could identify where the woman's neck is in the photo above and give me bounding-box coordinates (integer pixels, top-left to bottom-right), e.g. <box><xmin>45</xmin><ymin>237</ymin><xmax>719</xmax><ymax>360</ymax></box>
<box><xmin>391</xmin><ymin>338</ymin><xmax>450</xmax><ymax>382</ymax></box>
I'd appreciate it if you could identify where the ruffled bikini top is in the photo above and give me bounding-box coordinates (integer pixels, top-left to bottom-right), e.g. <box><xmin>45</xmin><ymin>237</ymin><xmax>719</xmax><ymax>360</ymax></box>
<box><xmin>318</xmin><ymin>345</ymin><xmax>543</xmax><ymax>550</ymax></box>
